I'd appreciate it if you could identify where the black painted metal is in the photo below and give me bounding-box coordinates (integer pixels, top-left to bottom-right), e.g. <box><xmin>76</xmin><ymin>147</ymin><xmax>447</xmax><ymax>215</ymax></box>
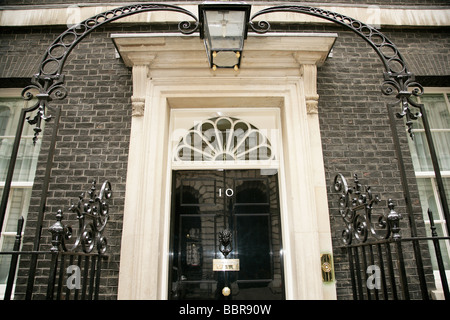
<box><xmin>335</xmin><ymin>173</ymin><xmax>449</xmax><ymax>300</ymax></box>
<box><xmin>0</xmin><ymin>3</ymin><xmax>199</xmax><ymax>237</ymax></box>
<box><xmin>250</xmin><ymin>6</ymin><xmax>409</xmax><ymax>75</ymax></box>
<box><xmin>20</xmin><ymin>3</ymin><xmax>199</xmax><ymax>144</ymax></box>
<box><xmin>3</xmin><ymin>217</ymin><xmax>24</xmax><ymax>300</ymax></box>
<box><xmin>427</xmin><ymin>209</ymin><xmax>450</xmax><ymax>299</ymax></box>
<box><xmin>0</xmin><ymin>103</ymin><xmax>48</xmax><ymax>236</ymax></box>
<box><xmin>25</xmin><ymin>106</ymin><xmax>61</xmax><ymax>299</ymax></box>
<box><xmin>48</xmin><ymin>180</ymin><xmax>112</xmax><ymax>254</ymax></box>
<box><xmin>386</xmin><ymin>101</ymin><xmax>429</xmax><ymax>298</ymax></box>
<box><xmin>5</xmin><ymin>3</ymin><xmax>445</xmax><ymax>233</ymax></box>
<box><xmin>1</xmin><ymin>180</ymin><xmax>112</xmax><ymax>300</ymax></box>
<box><xmin>250</xmin><ymin>5</ymin><xmax>448</xmax><ymax>235</ymax></box>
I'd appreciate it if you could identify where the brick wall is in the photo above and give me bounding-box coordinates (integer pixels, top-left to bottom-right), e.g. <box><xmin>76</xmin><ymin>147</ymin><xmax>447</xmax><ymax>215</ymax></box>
<box><xmin>1</xmin><ymin>7</ymin><xmax>448</xmax><ymax>299</ymax></box>
<box><xmin>9</xmin><ymin>25</ymin><xmax>134</xmax><ymax>299</ymax></box>
<box><xmin>317</xmin><ymin>29</ymin><xmax>425</xmax><ymax>300</ymax></box>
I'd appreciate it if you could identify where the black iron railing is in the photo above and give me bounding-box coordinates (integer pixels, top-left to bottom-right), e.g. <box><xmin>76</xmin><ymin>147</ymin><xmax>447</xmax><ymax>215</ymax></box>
<box><xmin>334</xmin><ymin>173</ymin><xmax>449</xmax><ymax>300</ymax></box>
<box><xmin>1</xmin><ymin>180</ymin><xmax>111</xmax><ymax>300</ymax></box>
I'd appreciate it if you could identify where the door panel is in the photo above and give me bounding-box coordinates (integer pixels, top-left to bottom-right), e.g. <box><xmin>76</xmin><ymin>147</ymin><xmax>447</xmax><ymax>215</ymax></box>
<box><xmin>169</xmin><ymin>170</ymin><xmax>284</xmax><ymax>300</ymax></box>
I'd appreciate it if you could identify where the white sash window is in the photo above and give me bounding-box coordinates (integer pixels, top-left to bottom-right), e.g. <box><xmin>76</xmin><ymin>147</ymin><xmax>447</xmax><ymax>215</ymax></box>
<box><xmin>0</xmin><ymin>92</ymin><xmax>41</xmax><ymax>298</ymax></box>
<box><xmin>407</xmin><ymin>88</ymin><xmax>450</xmax><ymax>293</ymax></box>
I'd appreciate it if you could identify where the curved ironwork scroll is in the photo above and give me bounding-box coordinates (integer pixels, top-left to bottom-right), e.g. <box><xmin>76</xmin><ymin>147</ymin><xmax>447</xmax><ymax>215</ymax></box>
<box><xmin>23</xmin><ymin>3</ymin><xmax>425</xmax><ymax>143</ymax></box>
<box><xmin>251</xmin><ymin>6</ymin><xmax>408</xmax><ymax>76</ymax></box>
<box><xmin>333</xmin><ymin>173</ymin><xmax>401</xmax><ymax>245</ymax></box>
<box><xmin>49</xmin><ymin>180</ymin><xmax>112</xmax><ymax>254</ymax></box>
<box><xmin>249</xmin><ymin>5</ymin><xmax>424</xmax><ymax>131</ymax></box>
<box><xmin>250</xmin><ymin>5</ymin><xmax>448</xmax><ymax>234</ymax></box>
<box><xmin>22</xmin><ymin>3</ymin><xmax>199</xmax><ymax>142</ymax></box>
<box><xmin>38</xmin><ymin>3</ymin><xmax>198</xmax><ymax>78</ymax></box>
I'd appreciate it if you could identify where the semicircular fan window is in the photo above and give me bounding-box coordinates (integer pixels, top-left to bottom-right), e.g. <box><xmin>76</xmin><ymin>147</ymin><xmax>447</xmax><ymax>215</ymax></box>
<box><xmin>174</xmin><ymin>116</ymin><xmax>275</xmax><ymax>162</ymax></box>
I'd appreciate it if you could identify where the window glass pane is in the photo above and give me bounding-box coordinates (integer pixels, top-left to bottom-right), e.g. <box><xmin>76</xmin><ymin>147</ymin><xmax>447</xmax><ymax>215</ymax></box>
<box><xmin>4</xmin><ymin>188</ymin><xmax>30</xmax><ymax>233</ymax></box>
<box><xmin>205</xmin><ymin>10</ymin><xmax>245</xmax><ymax>49</ymax></box>
<box><xmin>444</xmin><ymin>178</ymin><xmax>450</xmax><ymax>217</ymax></box>
<box><xmin>175</xmin><ymin>116</ymin><xmax>274</xmax><ymax>162</ymax></box>
<box><xmin>426</xmin><ymin>229</ymin><xmax>450</xmax><ymax>270</ymax></box>
<box><xmin>0</xmin><ymin>97</ymin><xmax>42</xmax><ymax>183</ymax></box>
<box><xmin>417</xmin><ymin>178</ymin><xmax>440</xmax><ymax>221</ymax></box>
<box><xmin>0</xmin><ymin>98</ymin><xmax>19</xmax><ymax>136</ymax></box>
<box><xmin>421</xmin><ymin>94</ymin><xmax>450</xmax><ymax>129</ymax></box>
<box><xmin>408</xmin><ymin>132</ymin><xmax>430</xmax><ymax>171</ymax></box>
<box><xmin>433</xmin><ymin>132</ymin><xmax>450</xmax><ymax>171</ymax></box>
<box><xmin>417</xmin><ymin>179</ymin><xmax>450</xmax><ymax>271</ymax></box>
<box><xmin>0</xmin><ymin>95</ymin><xmax>40</xmax><ymax>294</ymax></box>
<box><xmin>0</xmin><ymin>236</ymin><xmax>14</xmax><ymax>284</ymax></box>
<box><xmin>409</xmin><ymin>131</ymin><xmax>450</xmax><ymax>171</ymax></box>
<box><xmin>408</xmin><ymin>94</ymin><xmax>450</xmax><ymax>171</ymax></box>
<box><xmin>0</xmin><ymin>106</ymin><xmax>10</xmax><ymax>136</ymax></box>
<box><xmin>408</xmin><ymin>92</ymin><xmax>450</xmax><ymax>284</ymax></box>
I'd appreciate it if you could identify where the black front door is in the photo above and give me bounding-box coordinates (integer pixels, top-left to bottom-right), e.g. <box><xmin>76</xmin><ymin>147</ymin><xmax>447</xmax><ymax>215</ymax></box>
<box><xmin>169</xmin><ymin>169</ymin><xmax>284</xmax><ymax>300</ymax></box>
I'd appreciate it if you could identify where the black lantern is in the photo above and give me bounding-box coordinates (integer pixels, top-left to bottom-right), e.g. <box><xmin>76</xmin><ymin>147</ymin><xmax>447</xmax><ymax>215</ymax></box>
<box><xmin>199</xmin><ymin>2</ymin><xmax>251</xmax><ymax>70</ymax></box>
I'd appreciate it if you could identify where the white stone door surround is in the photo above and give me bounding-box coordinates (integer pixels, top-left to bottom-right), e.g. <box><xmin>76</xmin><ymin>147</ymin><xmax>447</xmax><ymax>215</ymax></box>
<box><xmin>113</xmin><ymin>33</ymin><xmax>338</xmax><ymax>300</ymax></box>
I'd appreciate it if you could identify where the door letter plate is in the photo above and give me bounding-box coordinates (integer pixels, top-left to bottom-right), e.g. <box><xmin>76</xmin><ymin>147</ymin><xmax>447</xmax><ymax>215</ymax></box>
<box><xmin>213</xmin><ymin>259</ymin><xmax>240</xmax><ymax>271</ymax></box>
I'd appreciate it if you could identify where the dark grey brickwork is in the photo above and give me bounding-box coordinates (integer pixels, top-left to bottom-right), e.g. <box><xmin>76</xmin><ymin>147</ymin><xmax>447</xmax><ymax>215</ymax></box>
<box><xmin>267</xmin><ymin>21</ymin><xmax>445</xmax><ymax>299</ymax></box>
<box><xmin>7</xmin><ymin>26</ymin><xmax>134</xmax><ymax>299</ymax></box>
<box><xmin>315</xmin><ymin>28</ymin><xmax>438</xmax><ymax>300</ymax></box>
<box><xmin>1</xmin><ymin>1</ymin><xmax>448</xmax><ymax>300</ymax></box>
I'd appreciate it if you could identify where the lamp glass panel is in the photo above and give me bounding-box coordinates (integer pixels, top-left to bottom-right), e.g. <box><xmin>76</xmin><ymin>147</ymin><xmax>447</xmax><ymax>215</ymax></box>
<box><xmin>204</xmin><ymin>10</ymin><xmax>246</xmax><ymax>50</ymax></box>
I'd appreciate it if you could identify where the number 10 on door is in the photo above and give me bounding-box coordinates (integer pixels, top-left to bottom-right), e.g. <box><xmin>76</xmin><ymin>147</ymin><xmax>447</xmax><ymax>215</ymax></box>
<box><xmin>219</xmin><ymin>188</ymin><xmax>234</xmax><ymax>197</ymax></box>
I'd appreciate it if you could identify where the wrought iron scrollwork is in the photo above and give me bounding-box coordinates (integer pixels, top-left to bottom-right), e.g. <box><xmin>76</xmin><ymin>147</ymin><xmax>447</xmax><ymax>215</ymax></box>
<box><xmin>22</xmin><ymin>3</ymin><xmax>200</xmax><ymax>142</ymax></box>
<box><xmin>49</xmin><ymin>180</ymin><xmax>112</xmax><ymax>253</ymax></box>
<box><xmin>250</xmin><ymin>5</ymin><xmax>450</xmax><ymax>233</ymax></box>
<box><xmin>334</xmin><ymin>173</ymin><xmax>401</xmax><ymax>245</ymax></box>
<box><xmin>38</xmin><ymin>3</ymin><xmax>198</xmax><ymax>79</ymax></box>
<box><xmin>24</xmin><ymin>3</ymin><xmax>425</xmax><ymax>145</ymax></box>
<box><xmin>250</xmin><ymin>5</ymin><xmax>424</xmax><ymax>137</ymax></box>
<box><xmin>381</xmin><ymin>73</ymin><xmax>424</xmax><ymax>139</ymax></box>
<box><xmin>251</xmin><ymin>6</ymin><xmax>410</xmax><ymax>76</ymax></box>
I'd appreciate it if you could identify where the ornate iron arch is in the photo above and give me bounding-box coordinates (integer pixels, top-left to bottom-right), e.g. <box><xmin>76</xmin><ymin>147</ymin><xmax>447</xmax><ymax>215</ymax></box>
<box><xmin>248</xmin><ymin>5</ymin><xmax>449</xmax><ymax>233</ymax></box>
<box><xmin>249</xmin><ymin>5</ymin><xmax>423</xmax><ymax>134</ymax></box>
<box><xmin>251</xmin><ymin>6</ymin><xmax>408</xmax><ymax>75</ymax></box>
<box><xmin>20</xmin><ymin>3</ymin><xmax>424</xmax><ymax>141</ymax></box>
<box><xmin>4</xmin><ymin>3</ymin><xmax>446</xmax><ymax>237</ymax></box>
<box><xmin>21</xmin><ymin>3</ymin><xmax>200</xmax><ymax>142</ymax></box>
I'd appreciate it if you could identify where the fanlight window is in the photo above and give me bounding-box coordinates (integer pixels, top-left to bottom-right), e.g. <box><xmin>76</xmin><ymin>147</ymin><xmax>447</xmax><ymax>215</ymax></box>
<box><xmin>174</xmin><ymin>116</ymin><xmax>274</xmax><ymax>162</ymax></box>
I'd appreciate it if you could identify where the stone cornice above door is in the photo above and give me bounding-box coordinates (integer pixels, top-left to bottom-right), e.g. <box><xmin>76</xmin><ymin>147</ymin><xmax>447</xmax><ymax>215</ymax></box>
<box><xmin>111</xmin><ymin>33</ymin><xmax>337</xmax><ymax>78</ymax></box>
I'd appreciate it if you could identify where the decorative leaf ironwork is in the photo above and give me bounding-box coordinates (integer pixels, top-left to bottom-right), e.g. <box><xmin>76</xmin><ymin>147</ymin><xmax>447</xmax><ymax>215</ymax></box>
<box><xmin>333</xmin><ymin>173</ymin><xmax>401</xmax><ymax>245</ymax></box>
<box><xmin>23</xmin><ymin>3</ymin><xmax>426</xmax><ymax>145</ymax></box>
<box><xmin>249</xmin><ymin>5</ymin><xmax>424</xmax><ymax>139</ymax></box>
<box><xmin>49</xmin><ymin>180</ymin><xmax>112</xmax><ymax>254</ymax></box>
<box><xmin>22</xmin><ymin>3</ymin><xmax>200</xmax><ymax>143</ymax></box>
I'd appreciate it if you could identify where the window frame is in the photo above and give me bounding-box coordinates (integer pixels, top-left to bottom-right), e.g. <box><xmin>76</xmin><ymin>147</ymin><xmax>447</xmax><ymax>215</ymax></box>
<box><xmin>0</xmin><ymin>88</ymin><xmax>41</xmax><ymax>299</ymax></box>
<box><xmin>408</xmin><ymin>87</ymin><xmax>450</xmax><ymax>290</ymax></box>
